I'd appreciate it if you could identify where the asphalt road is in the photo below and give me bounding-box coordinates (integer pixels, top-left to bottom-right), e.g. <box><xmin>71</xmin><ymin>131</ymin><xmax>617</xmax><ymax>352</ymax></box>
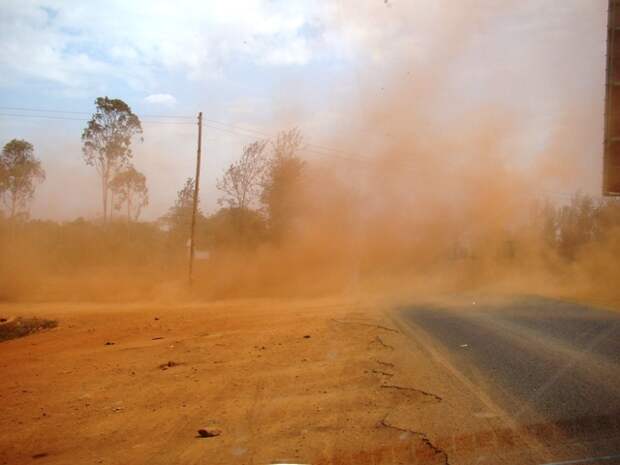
<box><xmin>400</xmin><ymin>295</ymin><xmax>620</xmax><ymax>463</ymax></box>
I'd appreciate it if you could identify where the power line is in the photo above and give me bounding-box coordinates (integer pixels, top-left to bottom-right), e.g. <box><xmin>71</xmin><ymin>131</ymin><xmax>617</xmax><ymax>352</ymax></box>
<box><xmin>0</xmin><ymin>109</ymin><xmax>363</xmax><ymax>160</ymax></box>
<box><xmin>202</xmin><ymin>118</ymin><xmax>357</xmax><ymax>158</ymax></box>
<box><xmin>0</xmin><ymin>106</ymin><xmax>593</xmax><ymax>200</ymax></box>
<box><xmin>0</xmin><ymin>107</ymin><xmax>382</xmax><ymax>170</ymax></box>
<box><xmin>0</xmin><ymin>112</ymin><xmax>85</xmax><ymax>122</ymax></box>
<box><xmin>0</xmin><ymin>108</ymin><xmax>420</xmax><ymax>177</ymax></box>
<box><xmin>0</xmin><ymin>112</ymin><xmax>195</xmax><ymax>125</ymax></box>
<box><xmin>201</xmin><ymin>122</ymin><xmax>378</xmax><ymax>164</ymax></box>
<box><xmin>0</xmin><ymin>106</ymin><xmax>195</xmax><ymax>120</ymax></box>
<box><xmin>0</xmin><ymin>105</ymin><xmax>358</xmax><ymax>157</ymax></box>
<box><xmin>0</xmin><ymin>106</ymin><xmax>90</xmax><ymax>115</ymax></box>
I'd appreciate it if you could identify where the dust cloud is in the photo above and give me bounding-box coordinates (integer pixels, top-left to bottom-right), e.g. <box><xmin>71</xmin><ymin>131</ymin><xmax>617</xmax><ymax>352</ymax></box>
<box><xmin>1</xmin><ymin>1</ymin><xmax>618</xmax><ymax>306</ymax></box>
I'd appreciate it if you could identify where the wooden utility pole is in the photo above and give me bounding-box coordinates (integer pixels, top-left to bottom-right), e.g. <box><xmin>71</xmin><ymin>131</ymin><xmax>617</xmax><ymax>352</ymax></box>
<box><xmin>188</xmin><ymin>112</ymin><xmax>203</xmax><ymax>285</ymax></box>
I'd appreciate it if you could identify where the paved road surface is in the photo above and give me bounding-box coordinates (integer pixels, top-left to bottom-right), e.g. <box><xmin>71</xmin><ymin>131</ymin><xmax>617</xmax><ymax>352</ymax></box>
<box><xmin>400</xmin><ymin>296</ymin><xmax>620</xmax><ymax>464</ymax></box>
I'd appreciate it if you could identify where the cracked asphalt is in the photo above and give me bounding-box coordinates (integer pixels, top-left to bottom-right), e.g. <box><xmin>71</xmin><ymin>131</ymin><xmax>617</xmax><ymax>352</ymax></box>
<box><xmin>400</xmin><ymin>295</ymin><xmax>620</xmax><ymax>463</ymax></box>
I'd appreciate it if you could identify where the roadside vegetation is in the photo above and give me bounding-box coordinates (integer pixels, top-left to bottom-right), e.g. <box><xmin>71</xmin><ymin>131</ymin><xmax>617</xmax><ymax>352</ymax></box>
<box><xmin>0</xmin><ymin>317</ymin><xmax>57</xmax><ymax>342</ymax></box>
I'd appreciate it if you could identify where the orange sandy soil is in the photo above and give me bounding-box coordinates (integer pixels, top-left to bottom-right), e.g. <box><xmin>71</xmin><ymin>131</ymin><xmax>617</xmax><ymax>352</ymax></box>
<box><xmin>0</xmin><ymin>297</ymin><xmax>535</xmax><ymax>465</ymax></box>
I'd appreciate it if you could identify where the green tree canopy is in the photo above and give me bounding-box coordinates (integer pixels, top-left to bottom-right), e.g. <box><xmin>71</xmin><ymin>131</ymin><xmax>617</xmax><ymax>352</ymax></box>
<box><xmin>161</xmin><ymin>178</ymin><xmax>203</xmax><ymax>244</ymax></box>
<box><xmin>261</xmin><ymin>128</ymin><xmax>305</xmax><ymax>239</ymax></box>
<box><xmin>217</xmin><ymin>139</ymin><xmax>268</xmax><ymax>210</ymax></box>
<box><xmin>109</xmin><ymin>165</ymin><xmax>149</xmax><ymax>221</ymax></box>
<box><xmin>0</xmin><ymin>139</ymin><xmax>45</xmax><ymax>218</ymax></box>
<box><xmin>82</xmin><ymin>97</ymin><xmax>142</xmax><ymax>222</ymax></box>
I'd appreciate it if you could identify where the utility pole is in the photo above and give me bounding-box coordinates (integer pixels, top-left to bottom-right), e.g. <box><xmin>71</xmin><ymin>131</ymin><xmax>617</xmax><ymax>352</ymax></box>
<box><xmin>188</xmin><ymin>112</ymin><xmax>203</xmax><ymax>285</ymax></box>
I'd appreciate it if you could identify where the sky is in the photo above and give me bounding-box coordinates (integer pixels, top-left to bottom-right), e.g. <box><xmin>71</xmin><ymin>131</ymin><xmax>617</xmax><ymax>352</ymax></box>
<box><xmin>0</xmin><ymin>0</ymin><xmax>609</xmax><ymax>220</ymax></box>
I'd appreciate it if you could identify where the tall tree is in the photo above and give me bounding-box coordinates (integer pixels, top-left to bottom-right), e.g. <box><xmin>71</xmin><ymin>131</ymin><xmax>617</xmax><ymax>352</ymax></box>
<box><xmin>109</xmin><ymin>165</ymin><xmax>148</xmax><ymax>221</ymax></box>
<box><xmin>261</xmin><ymin>128</ymin><xmax>305</xmax><ymax>239</ymax></box>
<box><xmin>0</xmin><ymin>139</ymin><xmax>45</xmax><ymax>218</ymax></box>
<box><xmin>217</xmin><ymin>139</ymin><xmax>268</xmax><ymax>210</ymax></box>
<box><xmin>204</xmin><ymin>207</ymin><xmax>267</xmax><ymax>249</ymax></box>
<box><xmin>82</xmin><ymin>97</ymin><xmax>142</xmax><ymax>222</ymax></box>
<box><xmin>272</xmin><ymin>127</ymin><xmax>303</xmax><ymax>160</ymax></box>
<box><xmin>162</xmin><ymin>177</ymin><xmax>198</xmax><ymax>235</ymax></box>
<box><xmin>556</xmin><ymin>192</ymin><xmax>599</xmax><ymax>259</ymax></box>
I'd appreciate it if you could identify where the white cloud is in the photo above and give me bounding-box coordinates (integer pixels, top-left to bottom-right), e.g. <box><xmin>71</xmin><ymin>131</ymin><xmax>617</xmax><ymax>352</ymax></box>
<box><xmin>144</xmin><ymin>93</ymin><xmax>177</xmax><ymax>106</ymax></box>
<box><xmin>0</xmin><ymin>0</ymin><xmax>334</xmax><ymax>90</ymax></box>
<box><xmin>0</xmin><ymin>0</ymin><xmax>604</xmax><ymax>98</ymax></box>
<box><xmin>0</xmin><ymin>0</ymin><xmax>472</xmax><ymax>91</ymax></box>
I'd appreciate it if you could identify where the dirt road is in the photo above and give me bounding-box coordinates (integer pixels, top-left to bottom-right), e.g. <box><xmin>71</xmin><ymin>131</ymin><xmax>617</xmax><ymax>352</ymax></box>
<box><xmin>0</xmin><ymin>298</ymin><xmax>452</xmax><ymax>465</ymax></box>
<box><xmin>3</xmin><ymin>296</ymin><xmax>602</xmax><ymax>465</ymax></box>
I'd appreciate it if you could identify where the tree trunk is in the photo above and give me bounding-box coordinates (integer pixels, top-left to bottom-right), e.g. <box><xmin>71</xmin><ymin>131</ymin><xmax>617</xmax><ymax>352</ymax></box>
<box><xmin>110</xmin><ymin>191</ymin><xmax>115</xmax><ymax>221</ymax></box>
<box><xmin>102</xmin><ymin>171</ymin><xmax>108</xmax><ymax>223</ymax></box>
<box><xmin>127</xmin><ymin>195</ymin><xmax>131</xmax><ymax>222</ymax></box>
<box><xmin>10</xmin><ymin>193</ymin><xmax>16</xmax><ymax>219</ymax></box>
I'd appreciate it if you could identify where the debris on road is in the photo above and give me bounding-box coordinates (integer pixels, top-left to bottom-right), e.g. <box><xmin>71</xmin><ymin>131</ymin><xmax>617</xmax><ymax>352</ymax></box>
<box><xmin>159</xmin><ymin>360</ymin><xmax>180</xmax><ymax>370</ymax></box>
<box><xmin>197</xmin><ymin>428</ymin><xmax>221</xmax><ymax>438</ymax></box>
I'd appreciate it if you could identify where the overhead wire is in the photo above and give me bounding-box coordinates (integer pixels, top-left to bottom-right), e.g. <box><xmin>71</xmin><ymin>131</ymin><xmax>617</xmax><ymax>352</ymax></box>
<box><xmin>0</xmin><ymin>106</ymin><xmax>592</xmax><ymax>200</ymax></box>
<box><xmin>0</xmin><ymin>105</ymin><xmax>363</xmax><ymax>158</ymax></box>
<box><xmin>0</xmin><ymin>112</ymin><xmax>195</xmax><ymax>125</ymax></box>
<box><xmin>0</xmin><ymin>106</ymin><xmax>195</xmax><ymax>120</ymax></box>
<box><xmin>0</xmin><ymin>107</ymin><xmax>359</xmax><ymax>159</ymax></box>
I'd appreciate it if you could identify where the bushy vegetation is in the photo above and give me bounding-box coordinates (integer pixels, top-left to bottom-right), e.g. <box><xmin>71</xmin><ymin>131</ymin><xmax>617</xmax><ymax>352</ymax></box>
<box><xmin>536</xmin><ymin>193</ymin><xmax>620</xmax><ymax>260</ymax></box>
<box><xmin>1</xmin><ymin>190</ymin><xmax>618</xmax><ymax>302</ymax></box>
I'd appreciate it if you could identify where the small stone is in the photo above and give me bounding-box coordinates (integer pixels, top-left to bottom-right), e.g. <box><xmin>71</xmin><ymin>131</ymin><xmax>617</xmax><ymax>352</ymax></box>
<box><xmin>197</xmin><ymin>428</ymin><xmax>221</xmax><ymax>438</ymax></box>
<box><xmin>159</xmin><ymin>361</ymin><xmax>179</xmax><ymax>370</ymax></box>
<box><xmin>303</xmin><ymin>335</ymin><xmax>311</xmax><ymax>339</ymax></box>
<box><xmin>104</xmin><ymin>341</ymin><xmax>115</xmax><ymax>346</ymax></box>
